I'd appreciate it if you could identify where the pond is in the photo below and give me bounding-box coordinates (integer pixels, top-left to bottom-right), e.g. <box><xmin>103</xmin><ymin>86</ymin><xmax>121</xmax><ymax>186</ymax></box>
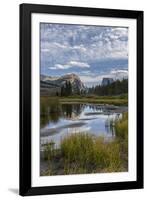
<box><xmin>40</xmin><ymin>102</ymin><xmax>127</xmax><ymax>148</ymax></box>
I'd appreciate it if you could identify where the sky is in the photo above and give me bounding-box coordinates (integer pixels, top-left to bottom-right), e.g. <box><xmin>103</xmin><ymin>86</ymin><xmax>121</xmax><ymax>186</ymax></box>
<box><xmin>40</xmin><ymin>23</ymin><xmax>128</xmax><ymax>86</ymax></box>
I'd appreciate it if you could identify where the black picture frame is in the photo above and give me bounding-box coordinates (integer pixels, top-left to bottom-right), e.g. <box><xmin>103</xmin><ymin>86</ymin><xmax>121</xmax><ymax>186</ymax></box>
<box><xmin>19</xmin><ymin>3</ymin><xmax>144</xmax><ymax>196</ymax></box>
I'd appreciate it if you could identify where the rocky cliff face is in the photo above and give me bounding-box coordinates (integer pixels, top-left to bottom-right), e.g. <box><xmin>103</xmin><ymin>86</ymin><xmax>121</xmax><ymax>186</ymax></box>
<box><xmin>102</xmin><ymin>78</ymin><xmax>114</xmax><ymax>86</ymax></box>
<box><xmin>40</xmin><ymin>73</ymin><xmax>85</xmax><ymax>95</ymax></box>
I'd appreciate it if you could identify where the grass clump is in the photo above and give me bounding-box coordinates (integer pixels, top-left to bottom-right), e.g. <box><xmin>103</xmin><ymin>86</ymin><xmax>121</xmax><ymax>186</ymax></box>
<box><xmin>60</xmin><ymin>133</ymin><xmax>123</xmax><ymax>174</ymax></box>
<box><xmin>43</xmin><ymin>141</ymin><xmax>56</xmax><ymax>160</ymax></box>
<box><xmin>115</xmin><ymin>112</ymin><xmax>128</xmax><ymax>169</ymax></box>
<box><xmin>115</xmin><ymin>112</ymin><xmax>128</xmax><ymax>140</ymax></box>
<box><xmin>42</xmin><ymin>112</ymin><xmax>128</xmax><ymax>175</ymax></box>
<box><xmin>61</xmin><ymin>133</ymin><xmax>95</xmax><ymax>169</ymax></box>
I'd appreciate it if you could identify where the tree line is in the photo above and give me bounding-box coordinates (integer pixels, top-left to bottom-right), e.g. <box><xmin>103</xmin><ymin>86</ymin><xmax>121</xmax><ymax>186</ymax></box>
<box><xmin>87</xmin><ymin>79</ymin><xmax>128</xmax><ymax>96</ymax></box>
<box><xmin>59</xmin><ymin>79</ymin><xmax>128</xmax><ymax>97</ymax></box>
<box><xmin>61</xmin><ymin>81</ymin><xmax>72</xmax><ymax>96</ymax></box>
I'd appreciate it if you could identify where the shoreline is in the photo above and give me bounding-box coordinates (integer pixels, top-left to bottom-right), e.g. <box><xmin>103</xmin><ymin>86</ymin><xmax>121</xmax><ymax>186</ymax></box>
<box><xmin>41</xmin><ymin>96</ymin><xmax>128</xmax><ymax>106</ymax></box>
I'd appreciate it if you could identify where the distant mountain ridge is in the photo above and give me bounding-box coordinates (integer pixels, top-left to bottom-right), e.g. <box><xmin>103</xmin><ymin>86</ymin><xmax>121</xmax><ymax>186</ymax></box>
<box><xmin>40</xmin><ymin>73</ymin><xmax>85</xmax><ymax>96</ymax></box>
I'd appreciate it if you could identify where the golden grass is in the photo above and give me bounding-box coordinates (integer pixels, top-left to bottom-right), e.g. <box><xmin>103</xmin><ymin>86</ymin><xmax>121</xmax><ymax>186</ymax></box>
<box><xmin>42</xmin><ymin>112</ymin><xmax>128</xmax><ymax>175</ymax></box>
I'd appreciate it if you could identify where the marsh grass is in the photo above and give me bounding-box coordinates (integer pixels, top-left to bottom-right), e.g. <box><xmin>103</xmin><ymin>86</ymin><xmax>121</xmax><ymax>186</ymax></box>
<box><xmin>115</xmin><ymin>112</ymin><xmax>128</xmax><ymax>167</ymax></box>
<box><xmin>44</xmin><ymin>141</ymin><xmax>56</xmax><ymax>160</ymax></box>
<box><xmin>59</xmin><ymin>97</ymin><xmax>127</xmax><ymax>106</ymax></box>
<box><xmin>115</xmin><ymin>112</ymin><xmax>128</xmax><ymax>140</ymax></box>
<box><xmin>60</xmin><ymin>134</ymin><xmax>122</xmax><ymax>174</ymax></box>
<box><xmin>42</xmin><ymin>112</ymin><xmax>128</xmax><ymax>175</ymax></box>
<box><xmin>41</xmin><ymin>96</ymin><xmax>128</xmax><ymax>106</ymax></box>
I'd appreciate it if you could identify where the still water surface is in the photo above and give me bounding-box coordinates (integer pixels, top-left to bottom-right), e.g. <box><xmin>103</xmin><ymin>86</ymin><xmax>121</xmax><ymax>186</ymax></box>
<box><xmin>40</xmin><ymin>103</ymin><xmax>127</xmax><ymax>147</ymax></box>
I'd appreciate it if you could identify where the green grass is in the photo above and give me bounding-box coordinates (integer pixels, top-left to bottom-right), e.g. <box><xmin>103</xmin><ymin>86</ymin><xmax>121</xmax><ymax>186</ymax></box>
<box><xmin>41</xmin><ymin>95</ymin><xmax>128</xmax><ymax>106</ymax></box>
<box><xmin>60</xmin><ymin>94</ymin><xmax>128</xmax><ymax>99</ymax></box>
<box><xmin>115</xmin><ymin>112</ymin><xmax>128</xmax><ymax>167</ymax></box>
<box><xmin>44</xmin><ymin>141</ymin><xmax>56</xmax><ymax>160</ymax></box>
<box><xmin>115</xmin><ymin>112</ymin><xmax>128</xmax><ymax>140</ymax></box>
<box><xmin>59</xmin><ymin>97</ymin><xmax>127</xmax><ymax>106</ymax></box>
<box><xmin>42</xmin><ymin>133</ymin><xmax>124</xmax><ymax>175</ymax></box>
<box><xmin>42</xmin><ymin>112</ymin><xmax>128</xmax><ymax>176</ymax></box>
<box><xmin>60</xmin><ymin>133</ymin><xmax>123</xmax><ymax>174</ymax></box>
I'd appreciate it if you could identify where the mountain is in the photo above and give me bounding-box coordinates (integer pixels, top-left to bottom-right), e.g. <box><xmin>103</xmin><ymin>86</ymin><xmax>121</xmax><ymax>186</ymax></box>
<box><xmin>102</xmin><ymin>78</ymin><xmax>114</xmax><ymax>86</ymax></box>
<box><xmin>40</xmin><ymin>73</ymin><xmax>85</xmax><ymax>96</ymax></box>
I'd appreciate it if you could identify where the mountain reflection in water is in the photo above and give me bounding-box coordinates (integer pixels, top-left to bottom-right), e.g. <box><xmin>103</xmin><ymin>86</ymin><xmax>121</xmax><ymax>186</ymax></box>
<box><xmin>40</xmin><ymin>102</ymin><xmax>127</xmax><ymax>147</ymax></box>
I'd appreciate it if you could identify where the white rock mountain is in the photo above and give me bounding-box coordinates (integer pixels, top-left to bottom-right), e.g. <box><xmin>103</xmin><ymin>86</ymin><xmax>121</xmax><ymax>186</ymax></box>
<box><xmin>40</xmin><ymin>73</ymin><xmax>85</xmax><ymax>95</ymax></box>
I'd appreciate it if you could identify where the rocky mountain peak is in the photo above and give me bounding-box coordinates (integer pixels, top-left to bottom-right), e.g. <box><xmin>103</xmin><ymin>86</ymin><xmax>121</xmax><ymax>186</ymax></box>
<box><xmin>40</xmin><ymin>73</ymin><xmax>85</xmax><ymax>95</ymax></box>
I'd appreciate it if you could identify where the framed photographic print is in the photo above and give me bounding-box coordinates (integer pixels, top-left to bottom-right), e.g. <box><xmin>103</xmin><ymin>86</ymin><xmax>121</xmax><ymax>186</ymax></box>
<box><xmin>19</xmin><ymin>3</ymin><xmax>143</xmax><ymax>196</ymax></box>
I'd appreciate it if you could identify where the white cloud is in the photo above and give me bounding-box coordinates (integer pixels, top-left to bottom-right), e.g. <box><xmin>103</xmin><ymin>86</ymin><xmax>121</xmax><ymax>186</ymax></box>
<box><xmin>69</xmin><ymin>61</ymin><xmax>90</xmax><ymax>68</ymax></box>
<box><xmin>40</xmin><ymin>24</ymin><xmax>128</xmax><ymax>77</ymax></box>
<box><xmin>111</xmin><ymin>69</ymin><xmax>128</xmax><ymax>74</ymax></box>
<box><xmin>50</xmin><ymin>61</ymin><xmax>90</xmax><ymax>70</ymax></box>
<box><xmin>80</xmin><ymin>75</ymin><xmax>102</xmax><ymax>84</ymax></box>
<box><xmin>41</xmin><ymin>24</ymin><xmax>128</xmax><ymax>63</ymax></box>
<box><xmin>80</xmin><ymin>69</ymin><xmax>128</xmax><ymax>86</ymax></box>
<box><xmin>50</xmin><ymin>64</ymin><xmax>66</xmax><ymax>70</ymax></box>
<box><xmin>110</xmin><ymin>69</ymin><xmax>128</xmax><ymax>79</ymax></box>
